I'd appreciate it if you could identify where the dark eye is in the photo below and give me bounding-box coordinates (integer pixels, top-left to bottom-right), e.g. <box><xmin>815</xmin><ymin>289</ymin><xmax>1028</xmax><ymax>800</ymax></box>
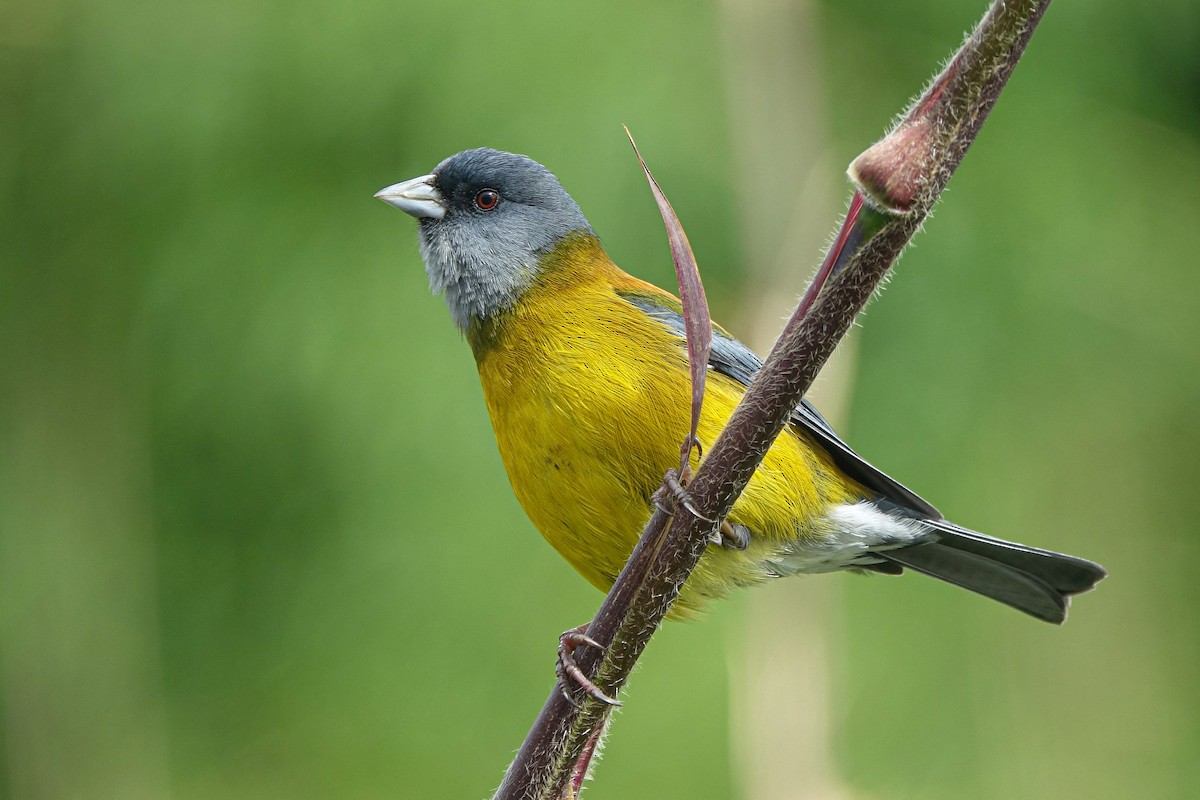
<box><xmin>474</xmin><ymin>189</ymin><xmax>500</xmax><ymax>211</ymax></box>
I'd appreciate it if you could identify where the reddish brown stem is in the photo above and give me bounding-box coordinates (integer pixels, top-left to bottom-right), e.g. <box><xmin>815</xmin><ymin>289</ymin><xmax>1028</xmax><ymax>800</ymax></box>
<box><xmin>492</xmin><ymin>1</ymin><xmax>1054</xmax><ymax>797</ymax></box>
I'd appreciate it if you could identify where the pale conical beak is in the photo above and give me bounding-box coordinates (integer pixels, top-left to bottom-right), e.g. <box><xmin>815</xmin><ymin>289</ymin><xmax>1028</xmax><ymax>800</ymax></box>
<box><xmin>374</xmin><ymin>174</ymin><xmax>446</xmax><ymax>219</ymax></box>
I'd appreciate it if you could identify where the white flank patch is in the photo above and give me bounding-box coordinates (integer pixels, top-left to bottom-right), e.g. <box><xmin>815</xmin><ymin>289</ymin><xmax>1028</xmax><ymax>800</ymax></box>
<box><xmin>766</xmin><ymin>501</ymin><xmax>933</xmax><ymax>575</ymax></box>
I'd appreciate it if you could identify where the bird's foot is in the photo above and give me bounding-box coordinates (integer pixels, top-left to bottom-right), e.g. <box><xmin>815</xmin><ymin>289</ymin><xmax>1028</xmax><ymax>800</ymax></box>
<box><xmin>656</xmin><ymin>468</ymin><xmax>713</xmax><ymax>522</ymax></box>
<box><xmin>654</xmin><ymin>469</ymin><xmax>750</xmax><ymax>550</ymax></box>
<box><xmin>719</xmin><ymin>520</ymin><xmax>751</xmax><ymax>550</ymax></box>
<box><xmin>556</xmin><ymin>624</ymin><xmax>622</xmax><ymax>708</ymax></box>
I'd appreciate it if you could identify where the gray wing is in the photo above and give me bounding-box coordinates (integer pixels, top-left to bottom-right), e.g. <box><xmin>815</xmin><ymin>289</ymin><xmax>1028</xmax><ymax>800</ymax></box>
<box><xmin>623</xmin><ymin>294</ymin><xmax>941</xmax><ymax>519</ymax></box>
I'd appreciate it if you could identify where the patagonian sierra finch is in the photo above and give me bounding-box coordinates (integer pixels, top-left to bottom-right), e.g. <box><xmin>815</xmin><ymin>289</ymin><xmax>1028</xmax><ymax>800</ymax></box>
<box><xmin>375</xmin><ymin>147</ymin><xmax>1105</xmax><ymax>631</ymax></box>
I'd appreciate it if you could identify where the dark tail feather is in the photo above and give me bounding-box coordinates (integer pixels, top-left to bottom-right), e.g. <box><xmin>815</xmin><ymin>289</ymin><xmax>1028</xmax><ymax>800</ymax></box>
<box><xmin>878</xmin><ymin>520</ymin><xmax>1107</xmax><ymax>624</ymax></box>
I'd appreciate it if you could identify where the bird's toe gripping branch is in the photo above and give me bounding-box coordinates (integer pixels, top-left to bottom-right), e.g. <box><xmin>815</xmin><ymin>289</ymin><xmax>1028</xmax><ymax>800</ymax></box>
<box><xmin>556</xmin><ymin>625</ymin><xmax>622</xmax><ymax>708</ymax></box>
<box><xmin>654</xmin><ymin>468</ymin><xmax>750</xmax><ymax>551</ymax></box>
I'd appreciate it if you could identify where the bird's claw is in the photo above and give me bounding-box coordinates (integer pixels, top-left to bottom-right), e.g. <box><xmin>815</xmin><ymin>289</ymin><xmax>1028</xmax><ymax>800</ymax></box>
<box><xmin>556</xmin><ymin>624</ymin><xmax>622</xmax><ymax>707</ymax></box>
<box><xmin>654</xmin><ymin>469</ymin><xmax>750</xmax><ymax>550</ymax></box>
<box><xmin>719</xmin><ymin>519</ymin><xmax>751</xmax><ymax>550</ymax></box>
<box><xmin>657</xmin><ymin>469</ymin><xmax>714</xmax><ymax>522</ymax></box>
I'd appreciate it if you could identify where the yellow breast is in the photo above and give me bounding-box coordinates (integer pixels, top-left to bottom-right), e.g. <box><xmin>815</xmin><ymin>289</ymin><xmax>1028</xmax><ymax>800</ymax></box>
<box><xmin>469</xmin><ymin>234</ymin><xmax>859</xmax><ymax>613</ymax></box>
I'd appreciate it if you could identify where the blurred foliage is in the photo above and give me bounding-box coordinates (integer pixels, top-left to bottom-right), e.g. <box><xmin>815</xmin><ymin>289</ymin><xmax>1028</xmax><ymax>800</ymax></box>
<box><xmin>1</xmin><ymin>0</ymin><xmax>1197</xmax><ymax>798</ymax></box>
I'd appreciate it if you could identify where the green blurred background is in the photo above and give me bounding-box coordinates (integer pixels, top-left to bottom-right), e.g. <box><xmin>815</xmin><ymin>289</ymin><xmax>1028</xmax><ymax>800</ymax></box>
<box><xmin>2</xmin><ymin>0</ymin><xmax>1197</xmax><ymax>797</ymax></box>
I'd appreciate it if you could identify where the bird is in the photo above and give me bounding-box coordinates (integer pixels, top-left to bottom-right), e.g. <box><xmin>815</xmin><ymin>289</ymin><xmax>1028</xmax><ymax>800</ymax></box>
<box><xmin>375</xmin><ymin>147</ymin><xmax>1105</xmax><ymax>624</ymax></box>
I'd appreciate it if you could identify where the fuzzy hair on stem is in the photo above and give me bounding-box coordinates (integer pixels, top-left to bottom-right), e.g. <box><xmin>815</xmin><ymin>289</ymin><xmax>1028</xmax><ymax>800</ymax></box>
<box><xmin>491</xmin><ymin>1</ymin><xmax>1054</xmax><ymax>798</ymax></box>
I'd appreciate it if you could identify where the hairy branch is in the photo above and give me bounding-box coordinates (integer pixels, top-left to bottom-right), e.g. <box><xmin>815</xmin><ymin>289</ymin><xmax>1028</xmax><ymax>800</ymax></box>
<box><xmin>492</xmin><ymin>1</ymin><xmax>1053</xmax><ymax>797</ymax></box>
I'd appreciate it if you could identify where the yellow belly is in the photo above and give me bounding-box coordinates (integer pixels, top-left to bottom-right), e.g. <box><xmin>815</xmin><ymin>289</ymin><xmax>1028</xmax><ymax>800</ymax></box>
<box><xmin>471</xmin><ymin>255</ymin><xmax>860</xmax><ymax>614</ymax></box>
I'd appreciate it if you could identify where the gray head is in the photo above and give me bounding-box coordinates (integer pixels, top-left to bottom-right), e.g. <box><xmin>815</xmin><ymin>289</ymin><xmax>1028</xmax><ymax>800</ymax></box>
<box><xmin>376</xmin><ymin>148</ymin><xmax>593</xmax><ymax>329</ymax></box>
